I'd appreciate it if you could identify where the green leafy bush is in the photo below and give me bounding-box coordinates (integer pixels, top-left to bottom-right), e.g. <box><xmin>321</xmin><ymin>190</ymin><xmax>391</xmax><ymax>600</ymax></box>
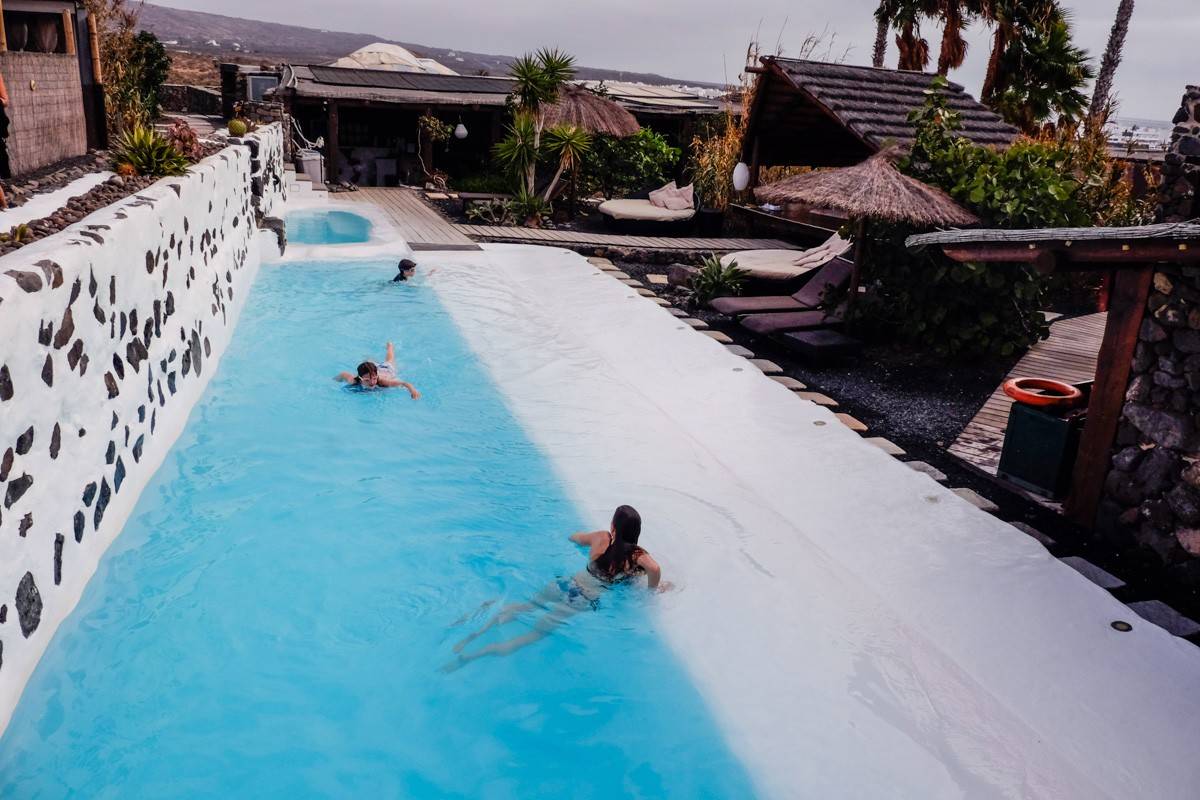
<box><xmin>452</xmin><ymin>172</ymin><xmax>514</xmax><ymax>194</ymax></box>
<box><xmin>111</xmin><ymin>125</ymin><xmax>189</xmax><ymax>177</ymax></box>
<box><xmin>580</xmin><ymin>129</ymin><xmax>680</xmax><ymax>199</ymax></box>
<box><xmin>852</xmin><ymin>78</ymin><xmax>1151</xmax><ymax>359</ymax></box>
<box><xmin>688</xmin><ymin>254</ymin><xmax>748</xmax><ymax>309</ymax></box>
<box><xmin>508</xmin><ymin>189</ymin><xmax>551</xmax><ymax>227</ymax></box>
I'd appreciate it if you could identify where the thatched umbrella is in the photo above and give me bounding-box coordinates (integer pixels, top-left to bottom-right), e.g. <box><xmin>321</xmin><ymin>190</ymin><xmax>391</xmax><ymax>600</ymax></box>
<box><xmin>542</xmin><ymin>84</ymin><xmax>641</xmax><ymax>137</ymax></box>
<box><xmin>755</xmin><ymin>149</ymin><xmax>979</xmax><ymax>300</ymax></box>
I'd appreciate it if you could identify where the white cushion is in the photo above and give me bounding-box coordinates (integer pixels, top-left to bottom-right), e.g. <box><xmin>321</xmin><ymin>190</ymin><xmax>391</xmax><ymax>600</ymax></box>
<box><xmin>598</xmin><ymin>199</ymin><xmax>696</xmax><ymax>222</ymax></box>
<box><xmin>648</xmin><ymin>181</ymin><xmax>678</xmax><ymax>209</ymax></box>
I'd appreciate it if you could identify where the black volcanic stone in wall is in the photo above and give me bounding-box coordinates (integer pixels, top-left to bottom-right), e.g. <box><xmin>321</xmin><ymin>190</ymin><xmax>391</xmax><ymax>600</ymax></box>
<box><xmin>16</xmin><ymin>571</ymin><xmax>41</xmax><ymax>638</ymax></box>
<box><xmin>132</xmin><ymin>434</ymin><xmax>144</xmax><ymax>462</ymax></box>
<box><xmin>69</xmin><ymin>277</ymin><xmax>80</xmax><ymax>305</ymax></box>
<box><xmin>0</xmin><ymin>364</ymin><xmax>11</xmax><ymax>401</ymax></box>
<box><xmin>108</xmin><ymin>276</ymin><xmax>115</xmax><ymax>305</ymax></box>
<box><xmin>15</xmin><ymin>426</ymin><xmax>33</xmax><ymax>455</ymax></box>
<box><xmin>104</xmin><ymin>372</ymin><xmax>119</xmax><ymax>398</ymax></box>
<box><xmin>5</xmin><ymin>270</ymin><xmax>42</xmax><ymax>292</ymax></box>
<box><xmin>5</xmin><ymin>473</ymin><xmax>32</xmax><ymax>508</ymax></box>
<box><xmin>67</xmin><ymin>339</ymin><xmax>83</xmax><ymax>370</ymax></box>
<box><xmin>18</xmin><ymin>512</ymin><xmax>31</xmax><ymax>537</ymax></box>
<box><xmin>53</xmin><ymin>308</ymin><xmax>74</xmax><ymax>349</ymax></box>
<box><xmin>0</xmin><ymin>448</ymin><xmax>11</xmax><ymax>481</ymax></box>
<box><xmin>167</xmin><ymin>372</ymin><xmax>176</xmax><ymax>395</ymax></box>
<box><xmin>37</xmin><ymin>320</ymin><xmax>52</xmax><ymax>346</ymax></box>
<box><xmin>114</xmin><ymin>457</ymin><xmax>126</xmax><ymax>493</ymax></box>
<box><xmin>49</xmin><ymin>423</ymin><xmax>61</xmax><ymax>459</ymax></box>
<box><xmin>110</xmin><ymin>412</ymin><xmax>118</xmax><ymax>430</ymax></box>
<box><xmin>112</xmin><ymin>353</ymin><xmax>124</xmax><ymax>380</ymax></box>
<box><xmin>74</xmin><ymin>510</ymin><xmax>84</xmax><ymax>542</ymax></box>
<box><xmin>41</xmin><ymin>354</ymin><xmax>53</xmax><ymax>387</ymax></box>
<box><xmin>145</xmin><ymin>250</ymin><xmax>154</xmax><ymax>273</ymax></box>
<box><xmin>88</xmin><ymin>269</ymin><xmax>97</xmax><ymax>297</ymax></box>
<box><xmin>105</xmin><ymin>440</ymin><xmax>115</xmax><ymax>464</ymax></box>
<box><xmin>93</xmin><ymin>478</ymin><xmax>110</xmax><ymax>528</ymax></box>
<box><xmin>0</xmin><ymin>604</ymin><xmax>6</xmax><ymax>623</ymax></box>
<box><xmin>82</xmin><ymin>481</ymin><xmax>96</xmax><ymax>506</ymax></box>
<box><xmin>54</xmin><ymin>533</ymin><xmax>64</xmax><ymax>585</ymax></box>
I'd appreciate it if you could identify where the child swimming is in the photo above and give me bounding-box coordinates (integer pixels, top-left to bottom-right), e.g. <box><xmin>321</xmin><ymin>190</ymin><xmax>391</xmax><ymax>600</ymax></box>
<box><xmin>334</xmin><ymin>341</ymin><xmax>420</xmax><ymax>399</ymax></box>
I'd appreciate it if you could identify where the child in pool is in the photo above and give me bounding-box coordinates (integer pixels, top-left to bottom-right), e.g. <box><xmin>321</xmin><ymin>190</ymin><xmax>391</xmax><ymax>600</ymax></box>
<box><xmin>335</xmin><ymin>342</ymin><xmax>420</xmax><ymax>398</ymax></box>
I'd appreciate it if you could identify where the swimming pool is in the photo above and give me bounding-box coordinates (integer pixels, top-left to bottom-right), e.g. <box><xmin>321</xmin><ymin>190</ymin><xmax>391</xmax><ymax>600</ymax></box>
<box><xmin>286</xmin><ymin>209</ymin><xmax>372</xmax><ymax>245</ymax></box>
<box><xmin>0</xmin><ymin>257</ymin><xmax>756</xmax><ymax>798</ymax></box>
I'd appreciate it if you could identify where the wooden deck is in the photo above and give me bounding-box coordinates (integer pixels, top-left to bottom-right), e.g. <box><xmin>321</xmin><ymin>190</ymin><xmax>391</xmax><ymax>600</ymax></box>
<box><xmin>950</xmin><ymin>312</ymin><xmax>1107</xmax><ymax>475</ymax></box>
<box><xmin>336</xmin><ymin>188</ymin><xmax>481</xmax><ymax>250</ymax></box>
<box><xmin>453</xmin><ymin>224</ymin><xmax>796</xmax><ymax>251</ymax></box>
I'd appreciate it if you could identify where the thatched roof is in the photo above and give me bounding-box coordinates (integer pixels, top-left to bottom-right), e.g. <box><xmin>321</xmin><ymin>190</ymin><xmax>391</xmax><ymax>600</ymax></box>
<box><xmin>745</xmin><ymin>57</ymin><xmax>1018</xmax><ymax>169</ymax></box>
<box><xmin>755</xmin><ymin>150</ymin><xmax>979</xmax><ymax>228</ymax></box>
<box><xmin>542</xmin><ymin>84</ymin><xmax>641</xmax><ymax>137</ymax></box>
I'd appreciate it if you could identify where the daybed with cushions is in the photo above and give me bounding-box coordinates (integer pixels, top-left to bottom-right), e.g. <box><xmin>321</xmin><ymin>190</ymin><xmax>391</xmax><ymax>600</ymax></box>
<box><xmin>717</xmin><ymin>232</ymin><xmax>852</xmax><ymax>282</ymax></box>
<box><xmin>598</xmin><ymin>181</ymin><xmax>696</xmax><ymax>228</ymax></box>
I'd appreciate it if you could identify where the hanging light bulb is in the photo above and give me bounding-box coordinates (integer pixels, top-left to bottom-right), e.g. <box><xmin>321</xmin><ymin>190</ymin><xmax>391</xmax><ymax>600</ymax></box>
<box><xmin>454</xmin><ymin>123</ymin><xmax>468</xmax><ymax>140</ymax></box>
<box><xmin>732</xmin><ymin>161</ymin><xmax>751</xmax><ymax>192</ymax></box>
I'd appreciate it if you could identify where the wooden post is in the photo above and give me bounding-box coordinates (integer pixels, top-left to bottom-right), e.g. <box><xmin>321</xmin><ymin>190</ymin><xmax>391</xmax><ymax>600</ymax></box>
<box><xmin>1064</xmin><ymin>265</ymin><xmax>1153</xmax><ymax>526</ymax></box>
<box><xmin>0</xmin><ymin>0</ymin><xmax>8</xmax><ymax>52</ymax></box>
<box><xmin>326</xmin><ymin>102</ymin><xmax>339</xmax><ymax>183</ymax></box>
<box><xmin>61</xmin><ymin>9</ymin><xmax>75</xmax><ymax>55</ymax></box>
<box><xmin>846</xmin><ymin>218</ymin><xmax>867</xmax><ymax>308</ymax></box>
<box><xmin>86</xmin><ymin>12</ymin><xmax>102</xmax><ymax>83</ymax></box>
<box><xmin>748</xmin><ymin>136</ymin><xmax>761</xmax><ymax>191</ymax></box>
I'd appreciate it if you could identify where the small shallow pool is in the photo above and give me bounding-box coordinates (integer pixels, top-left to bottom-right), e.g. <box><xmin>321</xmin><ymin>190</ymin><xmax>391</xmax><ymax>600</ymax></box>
<box><xmin>286</xmin><ymin>209</ymin><xmax>372</xmax><ymax>245</ymax></box>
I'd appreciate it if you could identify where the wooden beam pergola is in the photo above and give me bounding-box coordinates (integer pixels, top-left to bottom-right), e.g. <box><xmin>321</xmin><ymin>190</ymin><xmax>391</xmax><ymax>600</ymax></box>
<box><xmin>907</xmin><ymin>222</ymin><xmax>1200</xmax><ymax>528</ymax></box>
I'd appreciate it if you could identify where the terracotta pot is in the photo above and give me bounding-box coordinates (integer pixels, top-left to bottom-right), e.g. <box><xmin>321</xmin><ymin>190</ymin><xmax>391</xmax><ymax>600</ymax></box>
<box><xmin>6</xmin><ymin>21</ymin><xmax>28</xmax><ymax>52</ymax></box>
<box><xmin>33</xmin><ymin>18</ymin><xmax>58</xmax><ymax>53</ymax></box>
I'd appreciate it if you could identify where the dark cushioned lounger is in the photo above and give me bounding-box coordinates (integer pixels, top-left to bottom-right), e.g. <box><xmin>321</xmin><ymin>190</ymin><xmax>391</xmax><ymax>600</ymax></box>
<box><xmin>740</xmin><ymin>307</ymin><xmax>845</xmax><ymax>336</ymax></box>
<box><xmin>710</xmin><ymin>258</ymin><xmax>853</xmax><ymax>317</ymax></box>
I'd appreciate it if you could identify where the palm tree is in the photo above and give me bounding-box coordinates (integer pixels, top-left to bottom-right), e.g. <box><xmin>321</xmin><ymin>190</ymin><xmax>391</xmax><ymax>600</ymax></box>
<box><xmin>1088</xmin><ymin>0</ymin><xmax>1135</xmax><ymax>128</ymax></box>
<box><xmin>540</xmin><ymin>124</ymin><xmax>592</xmax><ymax>204</ymax></box>
<box><xmin>935</xmin><ymin>1</ymin><xmax>985</xmax><ymax>75</ymax></box>
<box><xmin>504</xmin><ymin>49</ymin><xmax>576</xmax><ymax>195</ymax></box>
<box><xmin>980</xmin><ymin>0</ymin><xmax>1058</xmax><ymax>102</ymax></box>
<box><xmin>873</xmin><ymin>1</ymin><xmax>891</xmax><ymax>67</ymax></box>
<box><xmin>990</xmin><ymin>8</ymin><xmax>1094</xmax><ymax>133</ymax></box>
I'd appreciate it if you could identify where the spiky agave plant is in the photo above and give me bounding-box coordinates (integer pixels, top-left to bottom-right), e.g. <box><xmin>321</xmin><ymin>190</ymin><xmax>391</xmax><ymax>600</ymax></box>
<box><xmin>688</xmin><ymin>254</ymin><xmax>749</xmax><ymax>309</ymax></box>
<box><xmin>111</xmin><ymin>125</ymin><xmax>189</xmax><ymax>177</ymax></box>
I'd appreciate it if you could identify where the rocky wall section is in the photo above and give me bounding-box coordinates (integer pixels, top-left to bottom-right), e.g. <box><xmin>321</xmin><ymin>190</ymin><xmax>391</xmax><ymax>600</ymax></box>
<box><xmin>1100</xmin><ymin>90</ymin><xmax>1200</xmax><ymax>583</ymax></box>
<box><xmin>0</xmin><ymin>123</ymin><xmax>284</xmax><ymax>733</ymax></box>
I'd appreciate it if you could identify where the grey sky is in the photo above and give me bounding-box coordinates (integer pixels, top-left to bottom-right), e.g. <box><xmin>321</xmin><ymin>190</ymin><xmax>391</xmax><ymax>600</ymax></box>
<box><xmin>157</xmin><ymin>0</ymin><xmax>1196</xmax><ymax>120</ymax></box>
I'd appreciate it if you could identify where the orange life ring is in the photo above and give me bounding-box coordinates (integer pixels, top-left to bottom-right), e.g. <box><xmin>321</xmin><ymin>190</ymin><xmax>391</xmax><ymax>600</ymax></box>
<box><xmin>1002</xmin><ymin>377</ymin><xmax>1084</xmax><ymax>409</ymax></box>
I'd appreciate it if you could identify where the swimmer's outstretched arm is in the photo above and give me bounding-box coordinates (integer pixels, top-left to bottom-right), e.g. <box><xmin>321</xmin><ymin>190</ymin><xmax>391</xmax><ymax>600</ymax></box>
<box><xmin>637</xmin><ymin>552</ymin><xmax>668</xmax><ymax>591</ymax></box>
<box><xmin>379</xmin><ymin>379</ymin><xmax>420</xmax><ymax>399</ymax></box>
<box><xmin>569</xmin><ymin>530</ymin><xmax>607</xmax><ymax>548</ymax></box>
<box><xmin>334</xmin><ymin>371</ymin><xmax>355</xmax><ymax>382</ymax></box>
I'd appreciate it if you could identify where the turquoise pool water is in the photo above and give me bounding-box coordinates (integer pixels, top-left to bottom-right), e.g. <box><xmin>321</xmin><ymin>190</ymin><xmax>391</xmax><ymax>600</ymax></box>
<box><xmin>287</xmin><ymin>209</ymin><xmax>372</xmax><ymax>245</ymax></box>
<box><xmin>0</xmin><ymin>258</ymin><xmax>757</xmax><ymax>798</ymax></box>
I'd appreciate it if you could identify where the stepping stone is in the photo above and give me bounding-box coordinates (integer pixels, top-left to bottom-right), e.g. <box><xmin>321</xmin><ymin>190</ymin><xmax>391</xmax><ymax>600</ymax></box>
<box><xmin>770</xmin><ymin>376</ymin><xmax>807</xmax><ymax>390</ymax></box>
<box><xmin>864</xmin><ymin>437</ymin><xmax>905</xmax><ymax>456</ymax></box>
<box><xmin>647</xmin><ymin>274</ymin><xmax>670</xmax><ymax>285</ymax></box>
<box><xmin>1060</xmin><ymin>556</ymin><xmax>1125</xmax><ymax>590</ymax></box>
<box><xmin>1009</xmin><ymin>521</ymin><xmax>1056</xmax><ymax>548</ymax></box>
<box><xmin>724</xmin><ymin>344</ymin><xmax>754</xmax><ymax>357</ymax></box>
<box><xmin>748</xmin><ymin>359</ymin><xmax>782</xmax><ymax>374</ymax></box>
<box><xmin>797</xmin><ymin>391</ymin><xmax>838</xmax><ymax>407</ymax></box>
<box><xmin>681</xmin><ymin>318</ymin><xmax>708</xmax><ymax>329</ymax></box>
<box><xmin>951</xmin><ymin>487</ymin><xmax>999</xmax><ymax>514</ymax></box>
<box><xmin>780</xmin><ymin>329</ymin><xmax>862</xmax><ymax>365</ymax></box>
<box><xmin>636</xmin><ymin>288</ymin><xmax>657</xmax><ymax>297</ymax></box>
<box><xmin>608</xmin><ymin>270</ymin><xmax>632</xmax><ymax>279</ymax></box>
<box><xmin>619</xmin><ymin>277</ymin><xmax>643</xmax><ymax>285</ymax></box>
<box><xmin>834</xmin><ymin>413</ymin><xmax>867</xmax><ymax>432</ymax></box>
<box><xmin>425</xmin><ymin>192</ymin><xmax>449</xmax><ymax>200</ymax></box>
<box><xmin>668</xmin><ymin>308</ymin><xmax>688</xmax><ymax>317</ymax></box>
<box><xmin>1126</xmin><ymin>600</ymin><xmax>1200</xmax><ymax>637</ymax></box>
<box><xmin>651</xmin><ymin>297</ymin><xmax>671</xmax><ymax>306</ymax></box>
<box><xmin>906</xmin><ymin>460</ymin><xmax>947</xmax><ymax>482</ymax></box>
<box><xmin>587</xmin><ymin>257</ymin><xmax>613</xmax><ymax>267</ymax></box>
<box><xmin>702</xmin><ymin>330</ymin><xmax>733</xmax><ymax>344</ymax></box>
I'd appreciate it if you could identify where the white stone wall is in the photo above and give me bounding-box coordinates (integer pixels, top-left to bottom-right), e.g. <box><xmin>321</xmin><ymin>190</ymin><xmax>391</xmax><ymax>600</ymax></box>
<box><xmin>0</xmin><ymin>123</ymin><xmax>284</xmax><ymax>733</ymax></box>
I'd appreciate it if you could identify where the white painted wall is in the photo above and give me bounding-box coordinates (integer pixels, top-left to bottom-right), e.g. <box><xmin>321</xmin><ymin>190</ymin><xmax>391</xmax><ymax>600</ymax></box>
<box><xmin>0</xmin><ymin>124</ymin><xmax>285</xmax><ymax>734</ymax></box>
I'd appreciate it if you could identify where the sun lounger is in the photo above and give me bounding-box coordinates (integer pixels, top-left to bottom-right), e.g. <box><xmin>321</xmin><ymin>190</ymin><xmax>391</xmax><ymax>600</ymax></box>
<box><xmin>740</xmin><ymin>306</ymin><xmax>845</xmax><ymax>336</ymax></box>
<box><xmin>711</xmin><ymin>258</ymin><xmax>853</xmax><ymax>316</ymax></box>
<box><xmin>597</xmin><ymin>198</ymin><xmax>695</xmax><ymax>223</ymax></box>
<box><xmin>718</xmin><ymin>232</ymin><xmax>852</xmax><ymax>281</ymax></box>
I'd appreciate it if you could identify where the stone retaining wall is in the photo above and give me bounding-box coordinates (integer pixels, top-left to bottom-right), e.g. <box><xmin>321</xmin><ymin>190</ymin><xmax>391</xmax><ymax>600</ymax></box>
<box><xmin>160</xmin><ymin>84</ymin><xmax>222</xmax><ymax>116</ymax></box>
<box><xmin>0</xmin><ymin>123</ymin><xmax>284</xmax><ymax>733</ymax></box>
<box><xmin>1100</xmin><ymin>89</ymin><xmax>1200</xmax><ymax>582</ymax></box>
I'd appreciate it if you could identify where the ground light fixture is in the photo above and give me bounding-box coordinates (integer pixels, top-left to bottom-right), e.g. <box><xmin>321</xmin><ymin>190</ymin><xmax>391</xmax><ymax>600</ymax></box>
<box><xmin>732</xmin><ymin>161</ymin><xmax>751</xmax><ymax>192</ymax></box>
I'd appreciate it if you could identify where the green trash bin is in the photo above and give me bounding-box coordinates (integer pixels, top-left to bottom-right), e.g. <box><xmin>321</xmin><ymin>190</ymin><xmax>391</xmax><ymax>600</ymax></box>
<box><xmin>996</xmin><ymin>381</ymin><xmax>1091</xmax><ymax>500</ymax></box>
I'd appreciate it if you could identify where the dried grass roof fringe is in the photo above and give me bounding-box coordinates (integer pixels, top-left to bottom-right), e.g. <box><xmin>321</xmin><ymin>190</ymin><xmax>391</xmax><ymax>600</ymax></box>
<box><xmin>766</xmin><ymin>57</ymin><xmax>1019</xmax><ymax>150</ymax></box>
<box><xmin>754</xmin><ymin>149</ymin><xmax>980</xmax><ymax>228</ymax></box>
<box><xmin>541</xmin><ymin>84</ymin><xmax>641</xmax><ymax>137</ymax></box>
<box><xmin>907</xmin><ymin>222</ymin><xmax>1200</xmax><ymax>250</ymax></box>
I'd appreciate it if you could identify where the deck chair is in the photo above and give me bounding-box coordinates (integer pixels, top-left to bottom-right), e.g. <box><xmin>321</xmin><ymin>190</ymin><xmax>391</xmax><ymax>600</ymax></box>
<box><xmin>711</xmin><ymin>258</ymin><xmax>853</xmax><ymax>317</ymax></box>
<box><xmin>717</xmin><ymin>232</ymin><xmax>852</xmax><ymax>281</ymax></box>
<box><xmin>739</xmin><ymin>304</ymin><xmax>847</xmax><ymax>336</ymax></box>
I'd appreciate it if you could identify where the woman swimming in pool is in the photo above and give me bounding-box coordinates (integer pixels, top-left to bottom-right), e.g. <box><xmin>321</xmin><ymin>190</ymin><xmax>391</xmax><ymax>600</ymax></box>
<box><xmin>334</xmin><ymin>341</ymin><xmax>420</xmax><ymax>399</ymax></box>
<box><xmin>445</xmin><ymin>505</ymin><xmax>666</xmax><ymax>670</ymax></box>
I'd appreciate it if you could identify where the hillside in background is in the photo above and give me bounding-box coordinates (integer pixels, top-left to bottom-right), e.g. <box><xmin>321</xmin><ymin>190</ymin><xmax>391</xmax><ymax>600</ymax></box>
<box><xmin>140</xmin><ymin>3</ymin><xmax>719</xmax><ymax>88</ymax></box>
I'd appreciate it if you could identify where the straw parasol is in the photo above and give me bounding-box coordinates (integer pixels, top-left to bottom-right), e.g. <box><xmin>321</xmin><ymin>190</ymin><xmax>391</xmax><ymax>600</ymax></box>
<box><xmin>754</xmin><ymin>149</ymin><xmax>979</xmax><ymax>300</ymax></box>
<box><xmin>542</xmin><ymin>84</ymin><xmax>641</xmax><ymax>137</ymax></box>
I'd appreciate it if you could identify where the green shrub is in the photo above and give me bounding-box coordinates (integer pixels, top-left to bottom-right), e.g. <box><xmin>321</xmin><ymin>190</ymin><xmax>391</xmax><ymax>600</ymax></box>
<box><xmin>580</xmin><ymin>129</ymin><xmax>680</xmax><ymax>199</ymax></box>
<box><xmin>465</xmin><ymin>199</ymin><xmax>515</xmax><ymax>226</ymax></box>
<box><xmin>453</xmin><ymin>172</ymin><xmax>514</xmax><ymax>194</ymax></box>
<box><xmin>509</xmin><ymin>189</ymin><xmax>551</xmax><ymax>227</ymax></box>
<box><xmin>227</xmin><ymin>119</ymin><xmax>248</xmax><ymax>137</ymax></box>
<box><xmin>111</xmin><ymin>125</ymin><xmax>189</xmax><ymax>177</ymax></box>
<box><xmin>688</xmin><ymin>254</ymin><xmax>748</xmax><ymax>309</ymax></box>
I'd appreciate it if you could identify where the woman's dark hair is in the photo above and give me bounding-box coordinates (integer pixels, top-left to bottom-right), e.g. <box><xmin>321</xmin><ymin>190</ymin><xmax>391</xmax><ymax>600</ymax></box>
<box><xmin>356</xmin><ymin>361</ymin><xmax>378</xmax><ymax>379</ymax></box>
<box><xmin>592</xmin><ymin>505</ymin><xmax>644</xmax><ymax>580</ymax></box>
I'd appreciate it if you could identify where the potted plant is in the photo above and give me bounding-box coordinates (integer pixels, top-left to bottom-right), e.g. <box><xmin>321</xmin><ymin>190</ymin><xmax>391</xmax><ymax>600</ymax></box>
<box><xmin>689</xmin><ymin>120</ymin><xmax>740</xmax><ymax>236</ymax></box>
